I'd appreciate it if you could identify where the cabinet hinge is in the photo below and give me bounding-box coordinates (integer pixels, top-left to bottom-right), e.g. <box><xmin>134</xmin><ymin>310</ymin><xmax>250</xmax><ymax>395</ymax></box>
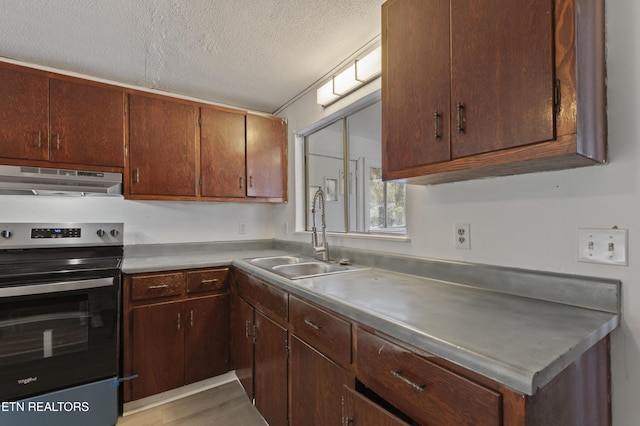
<box><xmin>252</xmin><ymin>324</ymin><xmax>257</xmax><ymax>344</ymax></box>
<box><xmin>554</xmin><ymin>79</ymin><xmax>561</xmax><ymax>115</ymax></box>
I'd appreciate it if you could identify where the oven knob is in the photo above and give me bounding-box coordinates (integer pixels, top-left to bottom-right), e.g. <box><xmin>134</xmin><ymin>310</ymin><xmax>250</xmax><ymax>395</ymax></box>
<box><xmin>110</xmin><ymin>229</ymin><xmax>119</xmax><ymax>237</ymax></box>
<box><xmin>96</xmin><ymin>229</ymin><xmax>106</xmax><ymax>237</ymax></box>
<box><xmin>0</xmin><ymin>230</ymin><xmax>12</xmax><ymax>239</ymax></box>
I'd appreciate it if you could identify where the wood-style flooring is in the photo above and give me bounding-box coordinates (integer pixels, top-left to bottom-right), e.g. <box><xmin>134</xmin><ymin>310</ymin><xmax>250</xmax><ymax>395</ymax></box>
<box><xmin>116</xmin><ymin>380</ymin><xmax>267</xmax><ymax>426</ymax></box>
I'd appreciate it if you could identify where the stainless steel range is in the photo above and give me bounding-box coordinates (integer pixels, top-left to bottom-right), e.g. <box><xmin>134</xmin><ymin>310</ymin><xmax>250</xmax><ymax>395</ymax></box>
<box><xmin>0</xmin><ymin>223</ymin><xmax>123</xmax><ymax>426</ymax></box>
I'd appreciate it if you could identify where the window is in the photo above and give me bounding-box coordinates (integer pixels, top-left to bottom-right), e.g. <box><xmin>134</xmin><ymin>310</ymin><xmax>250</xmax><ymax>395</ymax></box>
<box><xmin>305</xmin><ymin>101</ymin><xmax>406</xmax><ymax>234</ymax></box>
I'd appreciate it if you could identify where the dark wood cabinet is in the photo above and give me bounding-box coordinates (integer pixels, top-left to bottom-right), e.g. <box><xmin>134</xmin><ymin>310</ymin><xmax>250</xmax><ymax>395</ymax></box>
<box><xmin>230</xmin><ymin>270</ymin><xmax>289</xmax><ymax>426</ymax></box>
<box><xmin>200</xmin><ymin>106</ymin><xmax>247</xmax><ymax>198</ymax></box>
<box><xmin>382</xmin><ymin>0</ymin><xmax>606</xmax><ymax>184</ymax></box>
<box><xmin>0</xmin><ymin>63</ymin><xmax>125</xmax><ymax>169</ymax></box>
<box><xmin>289</xmin><ymin>335</ymin><xmax>353</xmax><ymax>426</ymax></box>
<box><xmin>342</xmin><ymin>385</ymin><xmax>411</xmax><ymax>426</ymax></box>
<box><xmin>123</xmin><ymin>268</ymin><xmax>230</xmax><ymax>402</ymax></box>
<box><xmin>128</xmin><ymin>94</ymin><xmax>198</xmax><ymax>197</ymax></box>
<box><xmin>246</xmin><ymin>113</ymin><xmax>287</xmax><ymax>199</ymax></box>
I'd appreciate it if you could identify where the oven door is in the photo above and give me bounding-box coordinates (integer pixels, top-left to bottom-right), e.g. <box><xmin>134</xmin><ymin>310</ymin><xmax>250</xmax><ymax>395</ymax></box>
<box><xmin>0</xmin><ymin>275</ymin><xmax>120</xmax><ymax>401</ymax></box>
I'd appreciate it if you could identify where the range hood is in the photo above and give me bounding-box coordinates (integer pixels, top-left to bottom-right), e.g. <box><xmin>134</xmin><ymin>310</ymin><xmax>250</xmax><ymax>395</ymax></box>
<box><xmin>0</xmin><ymin>165</ymin><xmax>123</xmax><ymax>196</ymax></box>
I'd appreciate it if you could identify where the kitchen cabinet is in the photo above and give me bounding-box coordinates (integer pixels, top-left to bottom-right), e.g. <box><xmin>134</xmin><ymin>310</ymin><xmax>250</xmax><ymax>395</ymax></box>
<box><xmin>289</xmin><ymin>295</ymin><xmax>354</xmax><ymax>426</ymax></box>
<box><xmin>231</xmin><ymin>269</ymin><xmax>288</xmax><ymax>426</ymax></box>
<box><xmin>382</xmin><ymin>0</ymin><xmax>606</xmax><ymax>184</ymax></box>
<box><xmin>127</xmin><ymin>94</ymin><xmax>198</xmax><ymax>198</ymax></box>
<box><xmin>246</xmin><ymin>113</ymin><xmax>287</xmax><ymax>199</ymax></box>
<box><xmin>0</xmin><ymin>62</ymin><xmax>125</xmax><ymax>169</ymax></box>
<box><xmin>123</xmin><ymin>268</ymin><xmax>230</xmax><ymax>402</ymax></box>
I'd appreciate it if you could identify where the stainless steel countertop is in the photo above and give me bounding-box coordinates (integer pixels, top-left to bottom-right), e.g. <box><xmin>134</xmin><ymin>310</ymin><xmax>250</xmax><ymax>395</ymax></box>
<box><xmin>122</xmin><ymin>242</ymin><xmax>620</xmax><ymax>396</ymax></box>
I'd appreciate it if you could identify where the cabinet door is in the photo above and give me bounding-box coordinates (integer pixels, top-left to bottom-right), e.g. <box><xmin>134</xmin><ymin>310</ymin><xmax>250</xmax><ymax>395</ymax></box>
<box><xmin>49</xmin><ymin>79</ymin><xmax>125</xmax><ymax>167</ymax></box>
<box><xmin>246</xmin><ymin>113</ymin><xmax>286</xmax><ymax>199</ymax></box>
<box><xmin>0</xmin><ymin>66</ymin><xmax>48</xmax><ymax>161</ymax></box>
<box><xmin>382</xmin><ymin>0</ymin><xmax>451</xmax><ymax>171</ymax></box>
<box><xmin>231</xmin><ymin>295</ymin><xmax>254</xmax><ymax>398</ymax></box>
<box><xmin>185</xmin><ymin>294</ymin><xmax>230</xmax><ymax>384</ymax></box>
<box><xmin>290</xmin><ymin>335</ymin><xmax>353</xmax><ymax>426</ymax></box>
<box><xmin>132</xmin><ymin>301</ymin><xmax>185</xmax><ymax>400</ymax></box>
<box><xmin>450</xmin><ymin>0</ymin><xmax>555</xmax><ymax>158</ymax></box>
<box><xmin>129</xmin><ymin>94</ymin><xmax>198</xmax><ymax>196</ymax></box>
<box><xmin>342</xmin><ymin>386</ymin><xmax>411</xmax><ymax>426</ymax></box>
<box><xmin>254</xmin><ymin>310</ymin><xmax>288</xmax><ymax>426</ymax></box>
<box><xmin>200</xmin><ymin>107</ymin><xmax>246</xmax><ymax>197</ymax></box>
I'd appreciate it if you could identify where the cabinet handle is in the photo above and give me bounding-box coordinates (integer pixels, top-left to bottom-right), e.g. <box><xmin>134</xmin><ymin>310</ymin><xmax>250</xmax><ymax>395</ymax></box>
<box><xmin>31</xmin><ymin>130</ymin><xmax>42</xmax><ymax>148</ymax></box>
<box><xmin>245</xmin><ymin>320</ymin><xmax>251</xmax><ymax>339</ymax></box>
<box><xmin>391</xmin><ymin>370</ymin><xmax>425</xmax><ymax>392</ymax></box>
<box><xmin>177</xmin><ymin>313</ymin><xmax>181</xmax><ymax>331</ymax></box>
<box><xmin>249</xmin><ymin>176</ymin><xmax>253</xmax><ymax>188</ymax></box>
<box><xmin>456</xmin><ymin>102</ymin><xmax>465</xmax><ymax>133</ymax></box>
<box><xmin>239</xmin><ymin>177</ymin><xmax>244</xmax><ymax>189</ymax></box>
<box><xmin>200</xmin><ymin>278</ymin><xmax>218</xmax><ymax>286</ymax></box>
<box><xmin>51</xmin><ymin>133</ymin><xmax>61</xmax><ymax>150</ymax></box>
<box><xmin>147</xmin><ymin>284</ymin><xmax>169</xmax><ymax>290</ymax></box>
<box><xmin>344</xmin><ymin>417</ymin><xmax>354</xmax><ymax>425</ymax></box>
<box><xmin>304</xmin><ymin>319</ymin><xmax>321</xmax><ymax>330</ymax></box>
<box><xmin>190</xmin><ymin>310</ymin><xmax>194</xmax><ymax>327</ymax></box>
<box><xmin>434</xmin><ymin>111</ymin><xmax>441</xmax><ymax>140</ymax></box>
<box><xmin>134</xmin><ymin>168</ymin><xmax>140</xmax><ymax>184</ymax></box>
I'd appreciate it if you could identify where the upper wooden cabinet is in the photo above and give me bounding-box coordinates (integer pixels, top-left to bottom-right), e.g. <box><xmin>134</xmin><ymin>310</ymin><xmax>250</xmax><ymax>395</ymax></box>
<box><xmin>246</xmin><ymin>113</ymin><xmax>288</xmax><ymax>199</ymax></box>
<box><xmin>0</xmin><ymin>63</ymin><xmax>125</xmax><ymax>169</ymax></box>
<box><xmin>382</xmin><ymin>0</ymin><xmax>606</xmax><ymax>184</ymax></box>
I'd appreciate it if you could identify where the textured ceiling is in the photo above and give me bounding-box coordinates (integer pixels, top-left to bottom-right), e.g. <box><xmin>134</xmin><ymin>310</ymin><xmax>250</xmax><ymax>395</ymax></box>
<box><xmin>0</xmin><ymin>0</ymin><xmax>383</xmax><ymax>113</ymax></box>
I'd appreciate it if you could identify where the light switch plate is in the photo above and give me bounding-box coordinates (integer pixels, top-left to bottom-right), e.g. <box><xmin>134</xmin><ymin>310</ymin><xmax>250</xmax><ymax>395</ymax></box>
<box><xmin>577</xmin><ymin>228</ymin><xmax>628</xmax><ymax>266</ymax></box>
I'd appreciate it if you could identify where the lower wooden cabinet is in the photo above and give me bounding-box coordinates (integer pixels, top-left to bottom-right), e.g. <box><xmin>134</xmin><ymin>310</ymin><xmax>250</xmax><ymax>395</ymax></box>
<box><xmin>289</xmin><ymin>335</ymin><xmax>353</xmax><ymax>426</ymax></box>
<box><xmin>123</xmin><ymin>268</ymin><xmax>230</xmax><ymax>402</ymax></box>
<box><xmin>230</xmin><ymin>270</ymin><xmax>289</xmax><ymax>426</ymax></box>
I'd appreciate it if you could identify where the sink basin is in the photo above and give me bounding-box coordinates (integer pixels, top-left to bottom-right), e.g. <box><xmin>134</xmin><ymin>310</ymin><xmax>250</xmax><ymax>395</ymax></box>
<box><xmin>247</xmin><ymin>255</ymin><xmax>367</xmax><ymax>279</ymax></box>
<box><xmin>249</xmin><ymin>255</ymin><xmax>311</xmax><ymax>269</ymax></box>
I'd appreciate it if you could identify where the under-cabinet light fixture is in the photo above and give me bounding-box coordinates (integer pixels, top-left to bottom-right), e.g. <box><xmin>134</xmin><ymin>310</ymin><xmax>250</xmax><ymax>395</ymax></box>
<box><xmin>316</xmin><ymin>46</ymin><xmax>381</xmax><ymax>107</ymax></box>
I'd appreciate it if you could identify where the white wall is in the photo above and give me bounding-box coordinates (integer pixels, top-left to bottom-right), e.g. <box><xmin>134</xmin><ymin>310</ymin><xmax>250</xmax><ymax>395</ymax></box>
<box><xmin>274</xmin><ymin>2</ymin><xmax>640</xmax><ymax>424</ymax></box>
<box><xmin>0</xmin><ymin>196</ymin><xmax>275</xmax><ymax>245</ymax></box>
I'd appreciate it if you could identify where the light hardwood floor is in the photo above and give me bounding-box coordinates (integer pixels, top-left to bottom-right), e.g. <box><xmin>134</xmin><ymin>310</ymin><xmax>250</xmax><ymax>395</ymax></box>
<box><xmin>116</xmin><ymin>380</ymin><xmax>267</xmax><ymax>426</ymax></box>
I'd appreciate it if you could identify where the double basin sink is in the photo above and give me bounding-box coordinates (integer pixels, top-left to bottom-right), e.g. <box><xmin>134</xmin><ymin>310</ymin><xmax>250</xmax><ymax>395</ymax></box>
<box><xmin>248</xmin><ymin>255</ymin><xmax>367</xmax><ymax>280</ymax></box>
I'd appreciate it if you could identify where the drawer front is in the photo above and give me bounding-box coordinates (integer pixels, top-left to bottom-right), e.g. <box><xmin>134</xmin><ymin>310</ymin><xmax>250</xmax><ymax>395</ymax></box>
<box><xmin>234</xmin><ymin>270</ymin><xmax>288</xmax><ymax>321</ymax></box>
<box><xmin>342</xmin><ymin>385</ymin><xmax>411</xmax><ymax>426</ymax></box>
<box><xmin>357</xmin><ymin>328</ymin><xmax>501</xmax><ymax>426</ymax></box>
<box><xmin>290</xmin><ymin>295</ymin><xmax>351</xmax><ymax>366</ymax></box>
<box><xmin>187</xmin><ymin>268</ymin><xmax>229</xmax><ymax>294</ymax></box>
<box><xmin>131</xmin><ymin>272</ymin><xmax>184</xmax><ymax>301</ymax></box>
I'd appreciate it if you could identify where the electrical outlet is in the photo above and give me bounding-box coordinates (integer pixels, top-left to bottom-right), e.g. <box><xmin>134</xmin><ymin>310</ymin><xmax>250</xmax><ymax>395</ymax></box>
<box><xmin>238</xmin><ymin>222</ymin><xmax>247</xmax><ymax>234</ymax></box>
<box><xmin>455</xmin><ymin>223</ymin><xmax>470</xmax><ymax>249</ymax></box>
<box><xmin>577</xmin><ymin>228</ymin><xmax>628</xmax><ymax>266</ymax></box>
<box><xmin>284</xmin><ymin>221</ymin><xmax>289</xmax><ymax>235</ymax></box>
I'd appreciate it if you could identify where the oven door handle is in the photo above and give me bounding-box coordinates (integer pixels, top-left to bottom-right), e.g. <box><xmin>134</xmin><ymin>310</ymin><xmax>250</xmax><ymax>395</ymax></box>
<box><xmin>0</xmin><ymin>277</ymin><xmax>115</xmax><ymax>298</ymax></box>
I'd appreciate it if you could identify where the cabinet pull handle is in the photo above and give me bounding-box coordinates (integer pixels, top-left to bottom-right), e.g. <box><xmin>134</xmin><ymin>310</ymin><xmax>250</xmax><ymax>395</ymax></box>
<box><xmin>249</xmin><ymin>176</ymin><xmax>253</xmax><ymax>188</ymax></box>
<box><xmin>391</xmin><ymin>370</ymin><xmax>425</xmax><ymax>392</ymax></box>
<box><xmin>200</xmin><ymin>278</ymin><xmax>218</xmax><ymax>286</ymax></box>
<box><xmin>190</xmin><ymin>310</ymin><xmax>194</xmax><ymax>327</ymax></box>
<box><xmin>177</xmin><ymin>313</ymin><xmax>181</xmax><ymax>330</ymax></box>
<box><xmin>304</xmin><ymin>319</ymin><xmax>321</xmax><ymax>330</ymax></box>
<box><xmin>456</xmin><ymin>102</ymin><xmax>465</xmax><ymax>133</ymax></box>
<box><xmin>245</xmin><ymin>320</ymin><xmax>251</xmax><ymax>339</ymax></box>
<box><xmin>239</xmin><ymin>177</ymin><xmax>244</xmax><ymax>189</ymax></box>
<box><xmin>434</xmin><ymin>111</ymin><xmax>441</xmax><ymax>140</ymax></box>
<box><xmin>147</xmin><ymin>284</ymin><xmax>169</xmax><ymax>290</ymax></box>
<box><xmin>344</xmin><ymin>417</ymin><xmax>354</xmax><ymax>425</ymax></box>
<box><xmin>52</xmin><ymin>133</ymin><xmax>61</xmax><ymax>149</ymax></box>
<box><xmin>31</xmin><ymin>130</ymin><xmax>42</xmax><ymax>148</ymax></box>
<box><xmin>134</xmin><ymin>168</ymin><xmax>140</xmax><ymax>183</ymax></box>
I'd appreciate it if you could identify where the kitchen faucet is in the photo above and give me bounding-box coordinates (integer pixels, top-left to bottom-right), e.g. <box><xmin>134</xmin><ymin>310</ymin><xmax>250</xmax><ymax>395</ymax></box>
<box><xmin>311</xmin><ymin>188</ymin><xmax>329</xmax><ymax>261</ymax></box>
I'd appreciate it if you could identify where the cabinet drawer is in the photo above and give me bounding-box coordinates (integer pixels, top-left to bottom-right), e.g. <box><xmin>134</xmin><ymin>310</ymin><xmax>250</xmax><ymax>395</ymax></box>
<box><xmin>356</xmin><ymin>328</ymin><xmax>501</xmax><ymax>426</ymax></box>
<box><xmin>187</xmin><ymin>268</ymin><xmax>228</xmax><ymax>294</ymax></box>
<box><xmin>234</xmin><ymin>271</ymin><xmax>288</xmax><ymax>321</ymax></box>
<box><xmin>290</xmin><ymin>295</ymin><xmax>351</xmax><ymax>366</ymax></box>
<box><xmin>131</xmin><ymin>272</ymin><xmax>184</xmax><ymax>301</ymax></box>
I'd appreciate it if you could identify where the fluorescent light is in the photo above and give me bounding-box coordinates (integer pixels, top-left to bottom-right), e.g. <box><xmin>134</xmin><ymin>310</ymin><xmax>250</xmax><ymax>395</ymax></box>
<box><xmin>316</xmin><ymin>79</ymin><xmax>339</xmax><ymax>106</ymax></box>
<box><xmin>356</xmin><ymin>46</ymin><xmax>381</xmax><ymax>82</ymax></box>
<box><xmin>333</xmin><ymin>64</ymin><xmax>359</xmax><ymax>95</ymax></box>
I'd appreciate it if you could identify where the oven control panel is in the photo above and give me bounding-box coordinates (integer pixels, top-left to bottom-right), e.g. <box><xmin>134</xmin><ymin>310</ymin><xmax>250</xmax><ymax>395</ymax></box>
<box><xmin>31</xmin><ymin>227</ymin><xmax>82</xmax><ymax>239</ymax></box>
<box><xmin>0</xmin><ymin>223</ymin><xmax>123</xmax><ymax>248</ymax></box>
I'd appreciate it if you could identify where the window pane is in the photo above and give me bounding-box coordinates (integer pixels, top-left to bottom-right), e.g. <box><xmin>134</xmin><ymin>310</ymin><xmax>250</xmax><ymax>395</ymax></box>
<box><xmin>386</xmin><ymin>182</ymin><xmax>406</xmax><ymax>229</ymax></box>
